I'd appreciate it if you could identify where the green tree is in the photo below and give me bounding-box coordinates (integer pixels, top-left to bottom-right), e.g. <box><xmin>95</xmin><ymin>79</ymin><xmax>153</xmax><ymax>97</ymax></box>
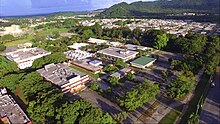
<box><xmin>93</xmin><ymin>23</ymin><xmax>103</xmax><ymax>38</ymax></box>
<box><xmin>109</xmin><ymin>76</ymin><xmax>119</xmax><ymax>86</ymax></box>
<box><xmin>153</xmin><ymin>33</ymin><xmax>169</xmax><ymax>50</ymax></box>
<box><xmin>79</xmin><ymin>108</ymin><xmax>116</xmax><ymax>124</ymax></box>
<box><xmin>0</xmin><ymin>56</ymin><xmax>18</xmax><ymax>77</ymax></box>
<box><xmin>103</xmin><ymin>64</ymin><xmax>119</xmax><ymax>74</ymax></box>
<box><xmin>127</xmin><ymin>72</ymin><xmax>135</xmax><ymax>81</ymax></box>
<box><xmin>83</xmin><ymin>29</ymin><xmax>95</xmax><ymax>39</ymax></box>
<box><xmin>90</xmin><ymin>82</ymin><xmax>99</xmax><ymax>91</ymax></box>
<box><xmin>187</xmin><ymin>113</ymin><xmax>200</xmax><ymax>124</ymax></box>
<box><xmin>113</xmin><ymin>112</ymin><xmax>128</xmax><ymax>123</ymax></box>
<box><xmin>0</xmin><ymin>73</ymin><xmax>24</xmax><ymax>92</ymax></box>
<box><xmin>115</xmin><ymin>59</ymin><xmax>128</xmax><ymax>68</ymax></box>
<box><xmin>167</xmin><ymin>74</ymin><xmax>195</xmax><ymax>99</ymax></box>
<box><xmin>32</xmin><ymin>58</ymin><xmax>46</xmax><ymax>69</ymax></box>
<box><xmin>45</xmin><ymin>52</ymin><xmax>66</xmax><ymax>64</ymax></box>
<box><xmin>145</xmin><ymin>30</ymin><xmax>168</xmax><ymax>50</ymax></box>
<box><xmin>120</xmin><ymin>81</ymin><xmax>160</xmax><ymax>111</ymax></box>
<box><xmin>0</xmin><ymin>44</ymin><xmax>6</xmax><ymax>51</ymax></box>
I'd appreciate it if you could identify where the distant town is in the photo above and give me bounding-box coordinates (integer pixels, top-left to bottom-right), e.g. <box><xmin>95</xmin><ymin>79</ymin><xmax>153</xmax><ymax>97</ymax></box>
<box><xmin>0</xmin><ymin>12</ymin><xmax>219</xmax><ymax>124</ymax></box>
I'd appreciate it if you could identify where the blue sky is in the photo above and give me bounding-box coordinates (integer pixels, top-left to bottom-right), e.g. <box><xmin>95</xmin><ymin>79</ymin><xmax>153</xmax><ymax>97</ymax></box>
<box><xmin>0</xmin><ymin>0</ymin><xmax>154</xmax><ymax>16</ymax></box>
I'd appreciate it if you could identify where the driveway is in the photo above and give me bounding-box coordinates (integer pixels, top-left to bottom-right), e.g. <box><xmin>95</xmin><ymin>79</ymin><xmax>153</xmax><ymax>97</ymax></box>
<box><xmin>200</xmin><ymin>66</ymin><xmax>220</xmax><ymax>124</ymax></box>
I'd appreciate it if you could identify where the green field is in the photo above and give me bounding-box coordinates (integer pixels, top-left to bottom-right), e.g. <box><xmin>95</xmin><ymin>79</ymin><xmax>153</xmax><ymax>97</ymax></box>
<box><xmin>36</xmin><ymin>28</ymin><xmax>69</xmax><ymax>37</ymax></box>
<box><xmin>4</xmin><ymin>35</ymin><xmax>33</xmax><ymax>47</ymax></box>
<box><xmin>4</xmin><ymin>28</ymin><xmax>69</xmax><ymax>47</ymax></box>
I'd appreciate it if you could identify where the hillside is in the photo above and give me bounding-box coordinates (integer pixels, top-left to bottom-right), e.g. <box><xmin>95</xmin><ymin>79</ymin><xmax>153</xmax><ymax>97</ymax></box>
<box><xmin>99</xmin><ymin>0</ymin><xmax>219</xmax><ymax>18</ymax></box>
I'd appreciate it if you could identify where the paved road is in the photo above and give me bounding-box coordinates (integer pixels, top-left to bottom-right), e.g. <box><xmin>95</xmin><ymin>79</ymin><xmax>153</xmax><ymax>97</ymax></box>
<box><xmin>79</xmin><ymin>89</ymin><xmax>122</xmax><ymax>115</ymax></box>
<box><xmin>200</xmin><ymin>67</ymin><xmax>220</xmax><ymax>124</ymax></box>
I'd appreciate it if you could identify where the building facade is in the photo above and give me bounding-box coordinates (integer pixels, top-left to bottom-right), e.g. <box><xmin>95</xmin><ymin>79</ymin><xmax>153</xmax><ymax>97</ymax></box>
<box><xmin>37</xmin><ymin>63</ymin><xmax>90</xmax><ymax>94</ymax></box>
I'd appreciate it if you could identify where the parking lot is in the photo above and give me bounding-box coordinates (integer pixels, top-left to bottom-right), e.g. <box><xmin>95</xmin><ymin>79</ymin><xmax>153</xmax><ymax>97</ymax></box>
<box><xmin>79</xmin><ymin>89</ymin><xmax>122</xmax><ymax>115</ymax></box>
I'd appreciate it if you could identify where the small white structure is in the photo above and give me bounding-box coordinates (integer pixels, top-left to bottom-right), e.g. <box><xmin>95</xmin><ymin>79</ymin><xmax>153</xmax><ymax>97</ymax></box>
<box><xmin>6</xmin><ymin>47</ymin><xmax>51</xmax><ymax>69</ymax></box>
<box><xmin>125</xmin><ymin>44</ymin><xmax>148</xmax><ymax>51</ymax></box>
<box><xmin>68</xmin><ymin>43</ymin><xmax>89</xmax><ymax>50</ymax></box>
<box><xmin>109</xmin><ymin>42</ymin><xmax>124</xmax><ymax>47</ymax></box>
<box><xmin>65</xmin><ymin>50</ymin><xmax>94</xmax><ymax>61</ymax></box>
<box><xmin>88</xmin><ymin>38</ymin><xmax>109</xmax><ymax>45</ymax></box>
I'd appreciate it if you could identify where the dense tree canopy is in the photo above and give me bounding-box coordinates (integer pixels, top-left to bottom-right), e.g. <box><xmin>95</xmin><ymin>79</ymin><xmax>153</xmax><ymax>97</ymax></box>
<box><xmin>167</xmin><ymin>74</ymin><xmax>195</xmax><ymax>99</ymax></box>
<box><xmin>0</xmin><ymin>56</ymin><xmax>18</xmax><ymax>77</ymax></box>
<box><xmin>103</xmin><ymin>64</ymin><xmax>119</xmax><ymax>74</ymax></box>
<box><xmin>32</xmin><ymin>52</ymin><xmax>66</xmax><ymax>69</ymax></box>
<box><xmin>109</xmin><ymin>76</ymin><xmax>119</xmax><ymax>86</ymax></box>
<box><xmin>144</xmin><ymin>29</ymin><xmax>169</xmax><ymax>50</ymax></box>
<box><xmin>0</xmin><ymin>44</ymin><xmax>6</xmax><ymax>51</ymax></box>
<box><xmin>119</xmin><ymin>80</ymin><xmax>160</xmax><ymax>111</ymax></box>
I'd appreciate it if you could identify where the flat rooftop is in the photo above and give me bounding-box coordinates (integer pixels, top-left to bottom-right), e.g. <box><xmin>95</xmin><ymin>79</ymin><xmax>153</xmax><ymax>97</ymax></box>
<box><xmin>0</xmin><ymin>89</ymin><xmax>31</xmax><ymax>124</ymax></box>
<box><xmin>37</xmin><ymin>63</ymin><xmax>85</xmax><ymax>87</ymax></box>
<box><xmin>125</xmin><ymin>44</ymin><xmax>148</xmax><ymax>51</ymax></box>
<box><xmin>131</xmin><ymin>56</ymin><xmax>156</xmax><ymax>66</ymax></box>
<box><xmin>68</xmin><ymin>43</ymin><xmax>89</xmax><ymax>50</ymax></box>
<box><xmin>6</xmin><ymin>47</ymin><xmax>50</xmax><ymax>62</ymax></box>
<box><xmin>88</xmin><ymin>38</ymin><xmax>108</xmax><ymax>44</ymax></box>
<box><xmin>97</xmin><ymin>47</ymin><xmax>138</xmax><ymax>60</ymax></box>
<box><xmin>72</xmin><ymin>59</ymin><xmax>102</xmax><ymax>73</ymax></box>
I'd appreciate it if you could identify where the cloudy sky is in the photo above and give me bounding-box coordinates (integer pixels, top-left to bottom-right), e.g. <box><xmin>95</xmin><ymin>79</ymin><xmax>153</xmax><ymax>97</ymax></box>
<box><xmin>0</xmin><ymin>0</ymin><xmax>154</xmax><ymax>16</ymax></box>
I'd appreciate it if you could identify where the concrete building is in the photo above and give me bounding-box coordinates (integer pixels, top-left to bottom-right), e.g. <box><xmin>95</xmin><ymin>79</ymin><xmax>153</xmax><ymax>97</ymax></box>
<box><xmin>64</xmin><ymin>50</ymin><xmax>94</xmax><ymax>61</ymax></box>
<box><xmin>88</xmin><ymin>38</ymin><xmax>109</xmax><ymax>45</ymax></box>
<box><xmin>72</xmin><ymin>59</ymin><xmax>103</xmax><ymax>74</ymax></box>
<box><xmin>125</xmin><ymin>44</ymin><xmax>149</xmax><ymax>51</ymax></box>
<box><xmin>97</xmin><ymin>47</ymin><xmax>138</xmax><ymax>62</ymax></box>
<box><xmin>37</xmin><ymin>63</ymin><xmax>90</xmax><ymax>94</ymax></box>
<box><xmin>68</xmin><ymin>43</ymin><xmax>89</xmax><ymax>50</ymax></box>
<box><xmin>130</xmin><ymin>56</ymin><xmax>156</xmax><ymax>69</ymax></box>
<box><xmin>0</xmin><ymin>88</ymin><xmax>31</xmax><ymax>124</ymax></box>
<box><xmin>6</xmin><ymin>47</ymin><xmax>51</xmax><ymax>69</ymax></box>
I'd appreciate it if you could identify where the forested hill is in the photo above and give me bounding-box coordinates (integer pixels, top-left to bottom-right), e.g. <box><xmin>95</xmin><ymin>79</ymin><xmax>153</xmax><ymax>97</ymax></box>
<box><xmin>99</xmin><ymin>0</ymin><xmax>219</xmax><ymax>18</ymax></box>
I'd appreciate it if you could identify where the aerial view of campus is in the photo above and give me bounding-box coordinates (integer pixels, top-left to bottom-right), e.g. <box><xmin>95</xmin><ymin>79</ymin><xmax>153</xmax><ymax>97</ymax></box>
<box><xmin>0</xmin><ymin>0</ymin><xmax>219</xmax><ymax>124</ymax></box>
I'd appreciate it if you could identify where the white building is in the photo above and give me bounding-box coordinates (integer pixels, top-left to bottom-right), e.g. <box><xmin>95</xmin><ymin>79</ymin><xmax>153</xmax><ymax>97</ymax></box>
<box><xmin>37</xmin><ymin>63</ymin><xmax>90</xmax><ymax>93</ymax></box>
<box><xmin>88</xmin><ymin>38</ymin><xmax>109</xmax><ymax>45</ymax></box>
<box><xmin>97</xmin><ymin>47</ymin><xmax>138</xmax><ymax>62</ymax></box>
<box><xmin>68</xmin><ymin>43</ymin><xmax>89</xmax><ymax>50</ymax></box>
<box><xmin>64</xmin><ymin>50</ymin><xmax>94</xmax><ymax>61</ymax></box>
<box><xmin>6</xmin><ymin>48</ymin><xmax>51</xmax><ymax>69</ymax></box>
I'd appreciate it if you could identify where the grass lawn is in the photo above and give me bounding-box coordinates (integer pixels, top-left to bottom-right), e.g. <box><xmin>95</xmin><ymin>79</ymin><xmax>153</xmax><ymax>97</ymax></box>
<box><xmin>15</xmin><ymin>87</ymin><xmax>28</xmax><ymax>105</ymax></box>
<box><xmin>160</xmin><ymin>105</ymin><xmax>183</xmax><ymax>124</ymax></box>
<box><xmin>4</xmin><ymin>28</ymin><xmax>69</xmax><ymax>47</ymax></box>
<box><xmin>179</xmin><ymin>74</ymin><xmax>210</xmax><ymax>123</ymax></box>
<box><xmin>70</xmin><ymin>65</ymin><xmax>99</xmax><ymax>79</ymax></box>
<box><xmin>36</xmin><ymin>28</ymin><xmax>69</xmax><ymax>37</ymax></box>
<box><xmin>4</xmin><ymin>35</ymin><xmax>34</xmax><ymax>47</ymax></box>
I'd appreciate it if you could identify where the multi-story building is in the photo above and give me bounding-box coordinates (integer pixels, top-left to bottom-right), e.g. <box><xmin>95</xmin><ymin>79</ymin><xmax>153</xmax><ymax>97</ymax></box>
<box><xmin>97</xmin><ymin>47</ymin><xmax>138</xmax><ymax>62</ymax></box>
<box><xmin>0</xmin><ymin>88</ymin><xmax>31</xmax><ymax>124</ymax></box>
<box><xmin>37</xmin><ymin>63</ymin><xmax>90</xmax><ymax>94</ymax></box>
<box><xmin>6</xmin><ymin>47</ymin><xmax>51</xmax><ymax>69</ymax></box>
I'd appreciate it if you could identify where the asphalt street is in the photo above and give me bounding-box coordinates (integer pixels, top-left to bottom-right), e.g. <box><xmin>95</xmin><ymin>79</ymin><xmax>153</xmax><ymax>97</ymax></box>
<box><xmin>200</xmin><ymin>66</ymin><xmax>220</xmax><ymax>124</ymax></box>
